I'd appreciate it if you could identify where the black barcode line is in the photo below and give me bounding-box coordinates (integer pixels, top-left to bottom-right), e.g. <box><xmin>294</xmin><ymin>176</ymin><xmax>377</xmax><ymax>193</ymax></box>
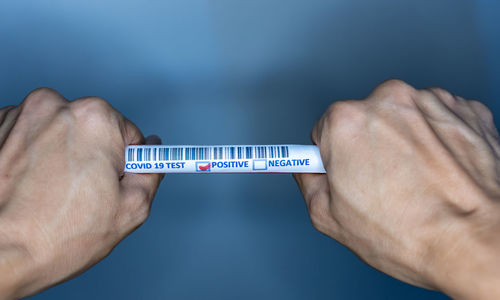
<box><xmin>127</xmin><ymin>146</ymin><xmax>290</xmax><ymax>162</ymax></box>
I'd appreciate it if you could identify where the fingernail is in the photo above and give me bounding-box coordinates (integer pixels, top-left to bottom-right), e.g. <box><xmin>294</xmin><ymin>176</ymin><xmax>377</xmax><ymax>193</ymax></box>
<box><xmin>145</xmin><ymin>134</ymin><xmax>162</xmax><ymax>145</ymax></box>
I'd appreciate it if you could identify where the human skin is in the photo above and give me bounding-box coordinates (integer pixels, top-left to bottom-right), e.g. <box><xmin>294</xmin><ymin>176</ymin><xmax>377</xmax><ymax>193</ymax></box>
<box><xmin>0</xmin><ymin>88</ymin><xmax>164</xmax><ymax>299</ymax></box>
<box><xmin>294</xmin><ymin>80</ymin><xmax>500</xmax><ymax>299</ymax></box>
<box><xmin>1</xmin><ymin>82</ymin><xmax>499</xmax><ymax>299</ymax></box>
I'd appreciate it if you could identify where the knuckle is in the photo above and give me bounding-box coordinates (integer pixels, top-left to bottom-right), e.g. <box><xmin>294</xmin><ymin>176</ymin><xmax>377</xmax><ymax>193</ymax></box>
<box><xmin>0</xmin><ymin>105</ymin><xmax>16</xmax><ymax>112</ymax></box>
<box><xmin>71</xmin><ymin>97</ymin><xmax>115</xmax><ymax>128</ymax></box>
<box><xmin>427</xmin><ymin>87</ymin><xmax>452</xmax><ymax>98</ymax></box>
<box><xmin>21</xmin><ymin>87</ymin><xmax>64</xmax><ymax>111</ymax></box>
<box><xmin>325</xmin><ymin>101</ymin><xmax>361</xmax><ymax>125</ymax></box>
<box><xmin>72</xmin><ymin>97</ymin><xmax>111</xmax><ymax>114</ymax></box>
<box><xmin>136</xmin><ymin>205</ymin><xmax>151</xmax><ymax>225</ymax></box>
<box><xmin>119</xmin><ymin>188</ymin><xmax>151</xmax><ymax>228</ymax></box>
<box><xmin>26</xmin><ymin>87</ymin><xmax>59</xmax><ymax>99</ymax></box>
<box><xmin>129</xmin><ymin>187</ymin><xmax>150</xmax><ymax>206</ymax></box>
<box><xmin>128</xmin><ymin>187</ymin><xmax>151</xmax><ymax>213</ymax></box>
<box><xmin>0</xmin><ymin>105</ymin><xmax>18</xmax><ymax>123</ymax></box>
<box><xmin>310</xmin><ymin>124</ymin><xmax>320</xmax><ymax>145</ymax></box>
<box><xmin>376</xmin><ymin>79</ymin><xmax>415</xmax><ymax>97</ymax></box>
<box><xmin>308</xmin><ymin>197</ymin><xmax>335</xmax><ymax>235</ymax></box>
<box><xmin>469</xmin><ymin>100</ymin><xmax>493</xmax><ymax>121</ymax></box>
<box><xmin>371</xmin><ymin>79</ymin><xmax>416</xmax><ymax>107</ymax></box>
<box><xmin>127</xmin><ymin>201</ymin><xmax>150</xmax><ymax>227</ymax></box>
<box><xmin>309</xmin><ymin>207</ymin><xmax>323</xmax><ymax>230</ymax></box>
<box><xmin>426</xmin><ymin>87</ymin><xmax>457</xmax><ymax>107</ymax></box>
<box><xmin>414</xmin><ymin>89</ymin><xmax>450</xmax><ymax>113</ymax></box>
<box><xmin>472</xmin><ymin>104</ymin><xmax>496</xmax><ymax>134</ymax></box>
<box><xmin>323</xmin><ymin>101</ymin><xmax>365</xmax><ymax>140</ymax></box>
<box><xmin>97</xmin><ymin>246</ymin><xmax>115</xmax><ymax>261</ymax></box>
<box><xmin>124</xmin><ymin>120</ymin><xmax>145</xmax><ymax>145</ymax></box>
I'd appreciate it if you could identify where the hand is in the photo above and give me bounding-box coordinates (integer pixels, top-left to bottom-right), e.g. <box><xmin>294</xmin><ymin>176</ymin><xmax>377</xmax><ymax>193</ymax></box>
<box><xmin>0</xmin><ymin>88</ymin><xmax>163</xmax><ymax>299</ymax></box>
<box><xmin>295</xmin><ymin>80</ymin><xmax>500</xmax><ymax>299</ymax></box>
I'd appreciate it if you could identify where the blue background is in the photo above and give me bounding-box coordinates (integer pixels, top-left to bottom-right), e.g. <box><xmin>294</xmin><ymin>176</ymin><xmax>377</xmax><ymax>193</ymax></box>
<box><xmin>1</xmin><ymin>0</ymin><xmax>499</xmax><ymax>299</ymax></box>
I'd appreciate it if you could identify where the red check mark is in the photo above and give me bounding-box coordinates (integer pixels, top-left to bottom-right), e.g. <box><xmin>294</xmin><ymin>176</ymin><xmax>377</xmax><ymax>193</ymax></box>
<box><xmin>198</xmin><ymin>163</ymin><xmax>211</xmax><ymax>171</ymax></box>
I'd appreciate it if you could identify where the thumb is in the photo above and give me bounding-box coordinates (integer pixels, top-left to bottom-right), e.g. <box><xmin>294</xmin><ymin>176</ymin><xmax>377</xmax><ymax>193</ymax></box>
<box><xmin>120</xmin><ymin>134</ymin><xmax>165</xmax><ymax>208</ymax></box>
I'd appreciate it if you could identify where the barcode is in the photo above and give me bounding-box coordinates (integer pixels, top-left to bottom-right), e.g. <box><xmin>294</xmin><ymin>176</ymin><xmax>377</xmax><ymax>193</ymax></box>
<box><xmin>127</xmin><ymin>146</ymin><xmax>290</xmax><ymax>162</ymax></box>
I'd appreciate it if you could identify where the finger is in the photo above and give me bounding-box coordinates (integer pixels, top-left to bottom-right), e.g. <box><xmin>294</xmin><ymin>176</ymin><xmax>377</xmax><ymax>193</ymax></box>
<box><xmin>120</xmin><ymin>134</ymin><xmax>165</xmax><ymax>207</ymax></box>
<box><xmin>310</xmin><ymin>114</ymin><xmax>334</xmax><ymax>173</ymax></box>
<box><xmin>311</xmin><ymin>118</ymin><xmax>321</xmax><ymax>146</ymax></box>
<box><xmin>117</xmin><ymin>134</ymin><xmax>165</xmax><ymax>235</ymax></box>
<box><xmin>425</xmin><ymin>87</ymin><xmax>458</xmax><ymax>109</ymax></box>
<box><xmin>293</xmin><ymin>172</ymin><xmax>339</xmax><ymax>237</ymax></box>
<box><xmin>464</xmin><ymin>99</ymin><xmax>497</xmax><ymax>134</ymax></box>
<box><xmin>121</xmin><ymin>117</ymin><xmax>146</xmax><ymax>146</ymax></box>
<box><xmin>0</xmin><ymin>106</ymin><xmax>21</xmax><ymax>149</ymax></box>
<box><xmin>0</xmin><ymin>105</ymin><xmax>17</xmax><ymax>124</ymax></box>
<box><xmin>114</xmin><ymin>117</ymin><xmax>147</xmax><ymax>172</ymax></box>
<box><xmin>425</xmin><ymin>88</ymin><xmax>485</xmax><ymax>135</ymax></box>
<box><xmin>0</xmin><ymin>105</ymin><xmax>19</xmax><ymax>132</ymax></box>
<box><xmin>416</xmin><ymin>89</ymin><xmax>485</xmax><ymax>142</ymax></box>
<box><xmin>144</xmin><ymin>134</ymin><xmax>162</xmax><ymax>145</ymax></box>
<box><xmin>466</xmin><ymin>99</ymin><xmax>500</xmax><ymax>158</ymax></box>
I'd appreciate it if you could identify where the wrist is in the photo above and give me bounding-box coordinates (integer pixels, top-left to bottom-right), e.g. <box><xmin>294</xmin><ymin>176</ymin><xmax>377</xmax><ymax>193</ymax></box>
<box><xmin>430</xmin><ymin>216</ymin><xmax>500</xmax><ymax>299</ymax></box>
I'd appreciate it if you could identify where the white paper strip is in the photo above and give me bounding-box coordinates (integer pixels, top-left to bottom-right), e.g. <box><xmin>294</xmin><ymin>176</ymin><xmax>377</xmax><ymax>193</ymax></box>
<box><xmin>124</xmin><ymin>145</ymin><xmax>325</xmax><ymax>173</ymax></box>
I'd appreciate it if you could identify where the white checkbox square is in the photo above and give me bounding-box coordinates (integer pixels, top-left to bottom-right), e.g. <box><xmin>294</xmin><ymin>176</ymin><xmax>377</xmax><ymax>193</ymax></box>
<box><xmin>253</xmin><ymin>159</ymin><xmax>267</xmax><ymax>170</ymax></box>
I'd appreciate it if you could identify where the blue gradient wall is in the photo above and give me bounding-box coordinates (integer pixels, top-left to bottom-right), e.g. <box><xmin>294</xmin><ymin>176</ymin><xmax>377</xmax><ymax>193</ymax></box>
<box><xmin>0</xmin><ymin>1</ymin><xmax>498</xmax><ymax>299</ymax></box>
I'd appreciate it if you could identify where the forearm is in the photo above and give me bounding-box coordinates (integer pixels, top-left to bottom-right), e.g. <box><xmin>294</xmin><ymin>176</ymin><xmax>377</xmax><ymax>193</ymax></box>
<box><xmin>434</xmin><ymin>223</ymin><xmax>500</xmax><ymax>299</ymax></box>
